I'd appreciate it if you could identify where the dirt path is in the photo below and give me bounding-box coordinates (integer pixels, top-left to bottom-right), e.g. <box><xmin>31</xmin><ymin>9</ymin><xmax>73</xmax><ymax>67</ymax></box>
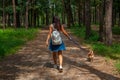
<box><xmin>0</xmin><ymin>29</ymin><xmax>120</xmax><ymax>80</ymax></box>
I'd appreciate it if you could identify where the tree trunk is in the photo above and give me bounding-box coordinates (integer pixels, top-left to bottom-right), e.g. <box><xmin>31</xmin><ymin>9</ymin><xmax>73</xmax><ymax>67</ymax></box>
<box><xmin>94</xmin><ymin>0</ymin><xmax>97</xmax><ymax>24</ymax></box>
<box><xmin>30</xmin><ymin>9</ymin><xmax>32</xmax><ymax>27</ymax></box>
<box><xmin>7</xmin><ymin>14</ymin><xmax>11</xmax><ymax>26</ymax></box>
<box><xmin>73</xmin><ymin>7</ymin><xmax>76</xmax><ymax>24</ymax></box>
<box><xmin>119</xmin><ymin>12</ymin><xmax>120</xmax><ymax>27</ymax></box>
<box><xmin>32</xmin><ymin>10</ymin><xmax>34</xmax><ymax>27</ymax></box>
<box><xmin>99</xmin><ymin>0</ymin><xmax>104</xmax><ymax>42</ymax></box>
<box><xmin>46</xmin><ymin>8</ymin><xmax>49</xmax><ymax>25</ymax></box>
<box><xmin>16</xmin><ymin>0</ymin><xmax>20</xmax><ymax>28</ymax></box>
<box><xmin>77</xmin><ymin>0</ymin><xmax>82</xmax><ymax>26</ymax></box>
<box><xmin>85</xmin><ymin>0</ymin><xmax>91</xmax><ymax>39</ymax></box>
<box><xmin>2</xmin><ymin>0</ymin><xmax>5</xmax><ymax>29</ymax></box>
<box><xmin>93</xmin><ymin>0</ymin><xmax>95</xmax><ymax>23</ymax></box>
<box><xmin>52</xmin><ymin>3</ymin><xmax>55</xmax><ymax>18</ymax></box>
<box><xmin>25</xmin><ymin>0</ymin><xmax>30</xmax><ymax>29</ymax></box>
<box><xmin>33</xmin><ymin>10</ymin><xmax>37</xmax><ymax>27</ymax></box>
<box><xmin>118</xmin><ymin>0</ymin><xmax>120</xmax><ymax>27</ymax></box>
<box><xmin>112</xmin><ymin>7</ymin><xmax>115</xmax><ymax>27</ymax></box>
<box><xmin>61</xmin><ymin>1</ymin><xmax>66</xmax><ymax>24</ymax></box>
<box><xmin>83</xmin><ymin>0</ymin><xmax>86</xmax><ymax>25</ymax></box>
<box><xmin>62</xmin><ymin>10</ymin><xmax>65</xmax><ymax>24</ymax></box>
<box><xmin>37</xmin><ymin>13</ymin><xmax>40</xmax><ymax>27</ymax></box>
<box><xmin>62</xmin><ymin>0</ymin><xmax>74</xmax><ymax>27</ymax></box>
<box><xmin>12</xmin><ymin>0</ymin><xmax>16</xmax><ymax>28</ymax></box>
<box><xmin>103</xmin><ymin>0</ymin><xmax>113</xmax><ymax>46</ymax></box>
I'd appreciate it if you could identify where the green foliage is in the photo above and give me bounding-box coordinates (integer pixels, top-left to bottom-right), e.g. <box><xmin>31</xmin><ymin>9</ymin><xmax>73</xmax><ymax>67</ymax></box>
<box><xmin>0</xmin><ymin>28</ymin><xmax>38</xmax><ymax>59</ymax></box>
<box><xmin>112</xmin><ymin>26</ymin><xmax>120</xmax><ymax>35</ymax></box>
<box><xmin>88</xmin><ymin>30</ymin><xmax>99</xmax><ymax>42</ymax></box>
<box><xmin>91</xmin><ymin>0</ymin><xmax>101</xmax><ymax>6</ymax></box>
<box><xmin>5</xmin><ymin>6</ymin><xmax>13</xmax><ymax>14</ymax></box>
<box><xmin>70</xmin><ymin>24</ymin><xmax>99</xmax><ymax>42</ymax></box>
<box><xmin>70</xmin><ymin>24</ymin><xmax>85</xmax><ymax>38</ymax></box>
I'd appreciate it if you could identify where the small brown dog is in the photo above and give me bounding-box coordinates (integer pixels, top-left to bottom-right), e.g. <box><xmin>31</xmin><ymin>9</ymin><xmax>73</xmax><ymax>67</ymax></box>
<box><xmin>87</xmin><ymin>50</ymin><xmax>94</xmax><ymax>62</ymax></box>
<box><xmin>81</xmin><ymin>46</ymin><xmax>94</xmax><ymax>62</ymax></box>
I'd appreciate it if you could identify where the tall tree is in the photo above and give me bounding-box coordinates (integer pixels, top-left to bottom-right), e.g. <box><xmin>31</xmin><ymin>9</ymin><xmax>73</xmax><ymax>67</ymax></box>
<box><xmin>62</xmin><ymin>0</ymin><xmax>74</xmax><ymax>27</ymax></box>
<box><xmin>2</xmin><ymin>0</ymin><xmax>5</xmax><ymax>29</ymax></box>
<box><xmin>118</xmin><ymin>0</ymin><xmax>120</xmax><ymax>27</ymax></box>
<box><xmin>12</xmin><ymin>0</ymin><xmax>16</xmax><ymax>28</ymax></box>
<box><xmin>16</xmin><ymin>0</ymin><xmax>20</xmax><ymax>27</ymax></box>
<box><xmin>103</xmin><ymin>0</ymin><xmax>113</xmax><ymax>45</ymax></box>
<box><xmin>77</xmin><ymin>0</ymin><xmax>82</xmax><ymax>26</ymax></box>
<box><xmin>99</xmin><ymin>0</ymin><xmax>104</xmax><ymax>42</ymax></box>
<box><xmin>45</xmin><ymin>0</ymin><xmax>50</xmax><ymax>25</ymax></box>
<box><xmin>85</xmin><ymin>0</ymin><xmax>91</xmax><ymax>39</ymax></box>
<box><xmin>25</xmin><ymin>0</ymin><xmax>30</xmax><ymax>29</ymax></box>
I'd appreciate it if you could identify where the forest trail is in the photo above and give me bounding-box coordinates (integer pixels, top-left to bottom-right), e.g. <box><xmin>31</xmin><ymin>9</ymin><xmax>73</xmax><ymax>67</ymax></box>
<box><xmin>0</xmin><ymin>28</ymin><xmax>120</xmax><ymax>80</ymax></box>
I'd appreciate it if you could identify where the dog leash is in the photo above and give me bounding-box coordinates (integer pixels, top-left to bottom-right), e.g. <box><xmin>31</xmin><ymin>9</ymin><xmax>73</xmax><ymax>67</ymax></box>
<box><xmin>69</xmin><ymin>36</ymin><xmax>94</xmax><ymax>55</ymax></box>
<box><xmin>69</xmin><ymin>37</ymin><xmax>87</xmax><ymax>51</ymax></box>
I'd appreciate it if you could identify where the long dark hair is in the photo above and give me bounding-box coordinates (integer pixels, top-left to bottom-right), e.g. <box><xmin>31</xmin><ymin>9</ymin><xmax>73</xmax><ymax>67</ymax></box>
<box><xmin>52</xmin><ymin>16</ymin><xmax>61</xmax><ymax>31</ymax></box>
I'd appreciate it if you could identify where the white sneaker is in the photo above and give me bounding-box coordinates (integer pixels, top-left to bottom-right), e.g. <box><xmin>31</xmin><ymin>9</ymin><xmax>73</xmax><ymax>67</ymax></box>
<box><xmin>59</xmin><ymin>65</ymin><xmax>63</xmax><ymax>69</ymax></box>
<box><xmin>59</xmin><ymin>66</ymin><xmax>63</xmax><ymax>72</ymax></box>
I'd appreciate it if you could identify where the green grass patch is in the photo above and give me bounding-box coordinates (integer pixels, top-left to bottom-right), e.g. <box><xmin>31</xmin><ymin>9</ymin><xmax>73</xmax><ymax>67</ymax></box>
<box><xmin>91</xmin><ymin>42</ymin><xmax>120</xmax><ymax>60</ymax></box>
<box><xmin>0</xmin><ymin>28</ymin><xmax>38</xmax><ymax>59</ymax></box>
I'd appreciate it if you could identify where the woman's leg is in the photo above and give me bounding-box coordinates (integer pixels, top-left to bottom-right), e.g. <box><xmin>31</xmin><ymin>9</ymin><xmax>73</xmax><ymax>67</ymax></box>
<box><xmin>58</xmin><ymin>51</ymin><xmax>63</xmax><ymax>68</ymax></box>
<box><xmin>52</xmin><ymin>52</ymin><xmax>57</xmax><ymax>65</ymax></box>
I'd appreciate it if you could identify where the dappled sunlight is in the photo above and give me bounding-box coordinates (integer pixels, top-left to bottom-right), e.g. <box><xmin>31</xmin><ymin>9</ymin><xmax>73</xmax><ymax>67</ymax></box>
<box><xmin>66</xmin><ymin>46</ymin><xmax>80</xmax><ymax>50</ymax></box>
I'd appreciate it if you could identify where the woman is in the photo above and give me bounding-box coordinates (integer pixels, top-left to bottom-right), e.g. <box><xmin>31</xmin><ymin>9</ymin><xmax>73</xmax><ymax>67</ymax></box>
<box><xmin>46</xmin><ymin>16</ymin><xmax>71</xmax><ymax>72</ymax></box>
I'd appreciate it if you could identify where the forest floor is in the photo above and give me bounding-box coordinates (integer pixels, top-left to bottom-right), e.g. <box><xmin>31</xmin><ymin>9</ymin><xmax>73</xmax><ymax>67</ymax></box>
<box><xmin>0</xmin><ymin>28</ymin><xmax>120</xmax><ymax>80</ymax></box>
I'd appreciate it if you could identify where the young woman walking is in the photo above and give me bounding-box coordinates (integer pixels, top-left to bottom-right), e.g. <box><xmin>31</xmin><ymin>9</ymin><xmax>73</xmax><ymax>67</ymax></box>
<box><xmin>46</xmin><ymin>16</ymin><xmax>71</xmax><ymax>72</ymax></box>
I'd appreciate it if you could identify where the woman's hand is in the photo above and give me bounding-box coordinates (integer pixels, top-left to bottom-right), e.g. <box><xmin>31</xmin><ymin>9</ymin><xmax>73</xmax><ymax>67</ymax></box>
<box><xmin>46</xmin><ymin>40</ymin><xmax>49</xmax><ymax>47</ymax></box>
<box><xmin>61</xmin><ymin>25</ymin><xmax>72</xmax><ymax>40</ymax></box>
<box><xmin>68</xmin><ymin>36</ymin><xmax>72</xmax><ymax>40</ymax></box>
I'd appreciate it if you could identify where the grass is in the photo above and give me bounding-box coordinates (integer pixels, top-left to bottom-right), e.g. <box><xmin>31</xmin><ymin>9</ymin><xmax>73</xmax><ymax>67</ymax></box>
<box><xmin>0</xmin><ymin>28</ymin><xmax>38</xmax><ymax>59</ymax></box>
<box><xmin>70</xmin><ymin>25</ymin><xmax>120</xmax><ymax>73</ymax></box>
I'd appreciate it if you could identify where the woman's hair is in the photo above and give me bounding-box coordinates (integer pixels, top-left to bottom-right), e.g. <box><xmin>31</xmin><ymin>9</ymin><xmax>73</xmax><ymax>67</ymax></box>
<box><xmin>52</xmin><ymin>16</ymin><xmax>61</xmax><ymax>31</ymax></box>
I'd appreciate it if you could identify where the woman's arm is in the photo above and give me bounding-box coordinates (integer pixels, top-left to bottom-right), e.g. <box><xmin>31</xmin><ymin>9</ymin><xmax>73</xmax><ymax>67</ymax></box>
<box><xmin>46</xmin><ymin>25</ymin><xmax>52</xmax><ymax>46</ymax></box>
<box><xmin>61</xmin><ymin>25</ymin><xmax>71</xmax><ymax>39</ymax></box>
